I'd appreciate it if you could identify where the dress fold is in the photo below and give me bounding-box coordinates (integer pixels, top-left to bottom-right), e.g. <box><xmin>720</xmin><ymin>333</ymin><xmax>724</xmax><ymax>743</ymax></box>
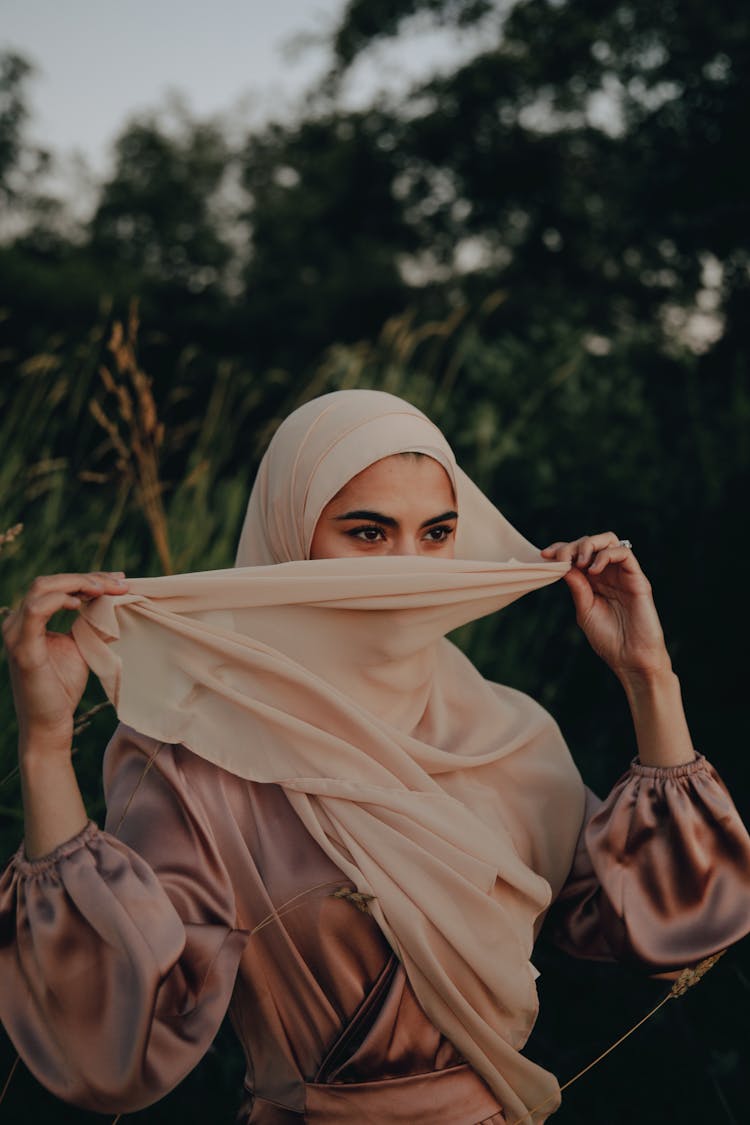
<box><xmin>3</xmin><ymin>725</ymin><xmax>750</xmax><ymax>1121</ymax></box>
<box><xmin>0</xmin><ymin>729</ymin><xmax>248</xmax><ymax>1114</ymax></box>
<box><xmin>548</xmin><ymin>754</ymin><xmax>750</xmax><ymax>972</ymax></box>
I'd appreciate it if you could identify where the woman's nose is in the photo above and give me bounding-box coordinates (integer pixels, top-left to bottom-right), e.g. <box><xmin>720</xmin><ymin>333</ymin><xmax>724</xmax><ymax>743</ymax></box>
<box><xmin>389</xmin><ymin>536</ymin><xmax>419</xmax><ymax>556</ymax></box>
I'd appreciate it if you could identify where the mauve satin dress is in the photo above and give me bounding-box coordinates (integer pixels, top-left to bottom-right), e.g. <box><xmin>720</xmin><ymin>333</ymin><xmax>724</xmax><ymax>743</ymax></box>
<box><xmin>2</xmin><ymin>723</ymin><xmax>750</xmax><ymax>1123</ymax></box>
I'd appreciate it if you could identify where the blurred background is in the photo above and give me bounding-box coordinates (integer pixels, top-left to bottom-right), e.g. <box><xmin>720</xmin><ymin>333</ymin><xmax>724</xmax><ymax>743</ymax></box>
<box><xmin>1</xmin><ymin>0</ymin><xmax>749</xmax><ymax>1120</ymax></box>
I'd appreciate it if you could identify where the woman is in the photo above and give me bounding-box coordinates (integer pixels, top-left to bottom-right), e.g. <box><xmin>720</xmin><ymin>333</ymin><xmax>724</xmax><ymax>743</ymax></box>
<box><xmin>2</xmin><ymin>389</ymin><xmax>750</xmax><ymax>1124</ymax></box>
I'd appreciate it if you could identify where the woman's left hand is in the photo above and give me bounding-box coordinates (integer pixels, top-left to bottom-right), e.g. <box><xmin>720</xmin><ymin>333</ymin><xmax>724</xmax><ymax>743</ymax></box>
<box><xmin>540</xmin><ymin>532</ymin><xmax>672</xmax><ymax>682</ymax></box>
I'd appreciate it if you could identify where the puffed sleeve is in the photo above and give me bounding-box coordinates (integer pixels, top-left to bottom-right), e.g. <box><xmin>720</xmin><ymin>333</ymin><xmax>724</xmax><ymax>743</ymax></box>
<box><xmin>547</xmin><ymin>754</ymin><xmax>750</xmax><ymax>972</ymax></box>
<box><xmin>0</xmin><ymin>724</ymin><xmax>248</xmax><ymax>1114</ymax></box>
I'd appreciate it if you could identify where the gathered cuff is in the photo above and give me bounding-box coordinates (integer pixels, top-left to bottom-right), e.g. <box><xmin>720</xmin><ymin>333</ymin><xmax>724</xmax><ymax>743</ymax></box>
<box><xmin>549</xmin><ymin>751</ymin><xmax>750</xmax><ymax>972</ymax></box>
<box><xmin>629</xmin><ymin>753</ymin><xmax>708</xmax><ymax>781</ymax></box>
<box><xmin>14</xmin><ymin>819</ymin><xmax>100</xmax><ymax>876</ymax></box>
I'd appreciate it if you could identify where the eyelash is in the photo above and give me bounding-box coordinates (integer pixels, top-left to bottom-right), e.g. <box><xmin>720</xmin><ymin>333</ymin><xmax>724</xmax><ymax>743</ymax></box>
<box><xmin>346</xmin><ymin>524</ymin><xmax>455</xmax><ymax>544</ymax></box>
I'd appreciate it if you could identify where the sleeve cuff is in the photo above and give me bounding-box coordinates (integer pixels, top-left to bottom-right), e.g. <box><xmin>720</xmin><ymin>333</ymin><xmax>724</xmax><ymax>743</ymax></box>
<box><xmin>15</xmin><ymin>819</ymin><xmax>100</xmax><ymax>875</ymax></box>
<box><xmin>628</xmin><ymin>752</ymin><xmax>709</xmax><ymax>781</ymax></box>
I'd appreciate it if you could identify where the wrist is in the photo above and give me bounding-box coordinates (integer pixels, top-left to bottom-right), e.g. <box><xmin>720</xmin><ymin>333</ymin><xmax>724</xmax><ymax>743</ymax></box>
<box><xmin>620</xmin><ymin>667</ymin><xmax>697</xmax><ymax>768</ymax></box>
<box><xmin>20</xmin><ymin>751</ymin><xmax>88</xmax><ymax>862</ymax></box>
<box><xmin>617</xmin><ymin>658</ymin><xmax>675</xmax><ymax>698</ymax></box>
<box><xmin>18</xmin><ymin>719</ymin><xmax>74</xmax><ymax>757</ymax></box>
<box><xmin>19</xmin><ymin>738</ymin><xmax>75</xmax><ymax>779</ymax></box>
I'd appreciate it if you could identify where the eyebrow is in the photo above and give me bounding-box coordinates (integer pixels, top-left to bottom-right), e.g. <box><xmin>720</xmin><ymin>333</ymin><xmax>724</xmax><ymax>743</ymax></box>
<box><xmin>333</xmin><ymin>509</ymin><xmax>458</xmax><ymax>529</ymax></box>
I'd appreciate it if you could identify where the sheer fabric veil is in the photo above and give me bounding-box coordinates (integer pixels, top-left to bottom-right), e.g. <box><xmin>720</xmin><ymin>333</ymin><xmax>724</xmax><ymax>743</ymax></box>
<box><xmin>73</xmin><ymin>390</ymin><xmax>584</xmax><ymax>1123</ymax></box>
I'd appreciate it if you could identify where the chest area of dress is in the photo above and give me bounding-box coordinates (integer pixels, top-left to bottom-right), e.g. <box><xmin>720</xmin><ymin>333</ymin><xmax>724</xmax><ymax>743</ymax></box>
<box><xmin>227</xmin><ymin>778</ymin><xmax>392</xmax><ymax>1008</ymax></box>
<box><xmin>222</xmin><ymin>778</ymin><xmax>470</xmax><ymax>1093</ymax></box>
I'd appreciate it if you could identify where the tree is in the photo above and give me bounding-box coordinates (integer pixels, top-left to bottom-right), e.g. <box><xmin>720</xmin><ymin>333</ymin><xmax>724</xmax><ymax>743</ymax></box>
<box><xmin>320</xmin><ymin>0</ymin><xmax>750</xmax><ymax>349</ymax></box>
<box><xmin>89</xmin><ymin>102</ymin><xmax>234</xmax><ymax>294</ymax></box>
<box><xmin>239</xmin><ymin>108</ymin><xmax>416</xmax><ymax>369</ymax></box>
<box><xmin>0</xmin><ymin>51</ymin><xmax>50</xmax><ymax>207</ymax></box>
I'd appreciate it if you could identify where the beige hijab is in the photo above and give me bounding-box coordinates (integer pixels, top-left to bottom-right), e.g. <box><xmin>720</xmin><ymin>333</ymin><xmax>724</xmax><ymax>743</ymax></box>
<box><xmin>73</xmin><ymin>390</ymin><xmax>586</xmax><ymax>1123</ymax></box>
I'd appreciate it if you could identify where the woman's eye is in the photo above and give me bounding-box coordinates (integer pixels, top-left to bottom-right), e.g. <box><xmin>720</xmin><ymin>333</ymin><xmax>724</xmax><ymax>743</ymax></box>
<box><xmin>424</xmin><ymin>525</ymin><xmax>454</xmax><ymax>543</ymax></box>
<box><xmin>348</xmin><ymin>525</ymin><xmax>386</xmax><ymax>542</ymax></box>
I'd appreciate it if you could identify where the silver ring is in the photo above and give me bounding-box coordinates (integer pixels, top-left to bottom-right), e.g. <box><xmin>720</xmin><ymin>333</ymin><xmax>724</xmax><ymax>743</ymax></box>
<box><xmin>617</xmin><ymin>539</ymin><xmax>633</xmax><ymax>549</ymax></box>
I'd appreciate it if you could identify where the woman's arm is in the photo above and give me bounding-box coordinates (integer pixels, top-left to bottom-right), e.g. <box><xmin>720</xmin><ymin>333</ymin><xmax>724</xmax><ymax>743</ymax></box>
<box><xmin>539</xmin><ymin>533</ymin><xmax>750</xmax><ymax>966</ymax></box>
<box><xmin>541</xmin><ymin>532</ymin><xmax>695</xmax><ymax>766</ymax></box>
<box><xmin>619</xmin><ymin>666</ymin><xmax>695</xmax><ymax>767</ymax></box>
<box><xmin>2</xmin><ymin>573</ymin><xmax>247</xmax><ymax>1113</ymax></box>
<box><xmin>2</xmin><ymin>569</ymin><xmax>130</xmax><ymax>857</ymax></box>
<box><xmin>546</xmin><ymin>753</ymin><xmax>750</xmax><ymax>971</ymax></box>
<box><xmin>0</xmin><ymin>726</ymin><xmax>247</xmax><ymax>1113</ymax></box>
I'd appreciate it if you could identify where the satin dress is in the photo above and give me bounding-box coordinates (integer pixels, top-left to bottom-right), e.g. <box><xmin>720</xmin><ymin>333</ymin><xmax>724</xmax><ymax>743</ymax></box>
<box><xmin>2</xmin><ymin>723</ymin><xmax>750</xmax><ymax>1123</ymax></box>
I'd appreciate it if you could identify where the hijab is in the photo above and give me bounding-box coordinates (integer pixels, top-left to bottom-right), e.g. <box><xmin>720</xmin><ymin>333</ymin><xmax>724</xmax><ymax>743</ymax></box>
<box><xmin>72</xmin><ymin>389</ymin><xmax>586</xmax><ymax>1123</ymax></box>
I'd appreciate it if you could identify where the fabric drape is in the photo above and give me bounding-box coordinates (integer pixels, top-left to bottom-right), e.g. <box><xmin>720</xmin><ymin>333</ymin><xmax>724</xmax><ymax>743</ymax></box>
<box><xmin>4</xmin><ymin>728</ymin><xmax>750</xmax><ymax>1118</ymax></box>
<box><xmin>71</xmin><ymin>389</ymin><xmax>592</xmax><ymax>1122</ymax></box>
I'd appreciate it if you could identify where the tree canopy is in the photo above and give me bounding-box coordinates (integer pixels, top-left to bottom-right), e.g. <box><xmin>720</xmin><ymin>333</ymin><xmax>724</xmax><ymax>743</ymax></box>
<box><xmin>2</xmin><ymin>2</ymin><xmax>749</xmax><ymax>1120</ymax></box>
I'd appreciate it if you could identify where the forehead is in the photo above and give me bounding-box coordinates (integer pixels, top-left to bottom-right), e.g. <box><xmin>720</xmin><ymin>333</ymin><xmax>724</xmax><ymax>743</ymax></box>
<box><xmin>328</xmin><ymin>454</ymin><xmax>456</xmax><ymax>506</ymax></box>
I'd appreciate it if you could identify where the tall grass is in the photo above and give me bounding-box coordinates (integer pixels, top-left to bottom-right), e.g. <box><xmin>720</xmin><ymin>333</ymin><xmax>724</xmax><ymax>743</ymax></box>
<box><xmin>2</xmin><ymin>293</ymin><xmax>748</xmax><ymax>830</ymax></box>
<box><xmin>1</xmin><ymin>301</ymin><xmax>749</xmax><ymax>1122</ymax></box>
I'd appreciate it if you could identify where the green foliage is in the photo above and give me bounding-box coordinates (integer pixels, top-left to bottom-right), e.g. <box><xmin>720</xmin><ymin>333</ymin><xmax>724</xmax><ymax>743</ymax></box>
<box><xmin>240</xmin><ymin>109</ymin><xmax>415</xmax><ymax>367</ymax></box>
<box><xmin>90</xmin><ymin>106</ymin><xmax>234</xmax><ymax>289</ymax></box>
<box><xmin>2</xmin><ymin>300</ymin><xmax>749</xmax><ymax>1122</ymax></box>
<box><xmin>2</xmin><ymin>0</ymin><xmax>750</xmax><ymax>1116</ymax></box>
<box><xmin>329</xmin><ymin>0</ymin><xmax>495</xmax><ymax>72</ymax></box>
<box><xmin>324</xmin><ymin>0</ymin><xmax>750</xmax><ymax>365</ymax></box>
<box><xmin>0</xmin><ymin>52</ymin><xmax>48</xmax><ymax>203</ymax></box>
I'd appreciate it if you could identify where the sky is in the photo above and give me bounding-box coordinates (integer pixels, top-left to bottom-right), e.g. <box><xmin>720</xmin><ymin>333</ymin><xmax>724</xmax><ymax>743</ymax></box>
<box><xmin>1</xmin><ymin>3</ymin><xmax>722</xmax><ymax>348</ymax></box>
<box><xmin>2</xmin><ymin>0</ymin><xmax>483</xmax><ymax>182</ymax></box>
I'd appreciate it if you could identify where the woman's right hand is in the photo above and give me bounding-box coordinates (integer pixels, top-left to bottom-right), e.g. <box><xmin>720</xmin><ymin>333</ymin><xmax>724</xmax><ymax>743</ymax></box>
<box><xmin>2</xmin><ymin>572</ymin><xmax>129</xmax><ymax>752</ymax></box>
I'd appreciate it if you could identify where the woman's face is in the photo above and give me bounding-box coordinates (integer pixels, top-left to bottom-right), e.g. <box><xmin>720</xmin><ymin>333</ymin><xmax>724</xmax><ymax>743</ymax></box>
<box><xmin>309</xmin><ymin>454</ymin><xmax>458</xmax><ymax>559</ymax></box>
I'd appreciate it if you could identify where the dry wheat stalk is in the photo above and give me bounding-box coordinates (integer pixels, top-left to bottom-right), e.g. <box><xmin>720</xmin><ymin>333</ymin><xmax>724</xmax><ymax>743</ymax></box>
<box><xmin>506</xmin><ymin>949</ymin><xmax>729</xmax><ymax>1125</ymax></box>
<box><xmin>0</xmin><ymin>523</ymin><xmax>23</xmax><ymax>554</ymax></box>
<box><xmin>0</xmin><ymin>703</ymin><xmax>113</xmax><ymax>792</ymax></box>
<box><xmin>331</xmin><ymin>886</ymin><xmax>376</xmax><ymax>913</ymax></box>
<box><xmin>89</xmin><ymin>300</ymin><xmax>172</xmax><ymax>573</ymax></box>
<box><xmin>0</xmin><ymin>525</ymin><xmax>24</xmax><ymax>619</ymax></box>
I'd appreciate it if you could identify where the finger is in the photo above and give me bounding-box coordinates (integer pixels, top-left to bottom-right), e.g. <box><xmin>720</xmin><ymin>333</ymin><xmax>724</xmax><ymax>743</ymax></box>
<box><xmin>541</xmin><ymin>535</ymin><xmax>593</xmax><ymax>562</ymax></box>
<box><xmin>11</xmin><ymin>578</ymin><xmax>126</xmax><ymax>646</ymax></box>
<box><xmin>1</xmin><ymin>608</ymin><xmax>19</xmax><ymax>645</ymax></box>
<box><xmin>562</xmin><ymin>566</ymin><xmax>595</xmax><ymax>622</ymax></box>
<box><xmin>74</xmin><ymin>571</ymin><xmax>129</xmax><ymax>588</ymax></box>
<box><xmin>550</xmin><ymin>532</ymin><xmax>620</xmax><ymax>566</ymax></box>
<box><xmin>5</xmin><ymin>591</ymin><xmax>85</xmax><ymax>664</ymax></box>
<box><xmin>540</xmin><ymin>542</ymin><xmax>569</xmax><ymax>558</ymax></box>
<box><xmin>11</xmin><ymin>575</ymin><xmax>128</xmax><ymax>620</ymax></box>
<box><xmin>2</xmin><ymin>598</ymin><xmax>53</xmax><ymax>652</ymax></box>
<box><xmin>552</xmin><ymin>540</ymin><xmax>587</xmax><ymax>563</ymax></box>
<box><xmin>543</xmin><ymin>533</ymin><xmax>625</xmax><ymax>567</ymax></box>
<box><xmin>19</xmin><ymin>590</ymin><xmax>87</xmax><ymax>628</ymax></box>
<box><xmin>578</xmin><ymin>532</ymin><xmax>622</xmax><ymax>561</ymax></box>
<box><xmin>23</xmin><ymin>573</ymin><xmax>128</xmax><ymax>599</ymax></box>
<box><xmin>573</xmin><ymin>541</ymin><xmax>594</xmax><ymax>568</ymax></box>
<box><xmin>587</xmin><ymin>545</ymin><xmax>636</xmax><ymax>574</ymax></box>
<box><xmin>18</xmin><ymin>570</ymin><xmax>127</xmax><ymax>611</ymax></box>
